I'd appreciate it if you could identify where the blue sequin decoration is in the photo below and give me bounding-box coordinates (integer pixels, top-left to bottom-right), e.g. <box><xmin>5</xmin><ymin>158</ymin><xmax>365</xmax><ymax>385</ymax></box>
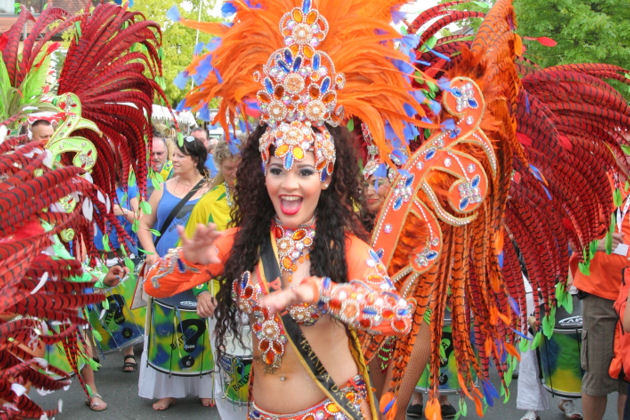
<box><xmin>468</xmin><ymin>98</ymin><xmax>478</xmax><ymax>108</ymax></box>
<box><xmin>405</xmin><ymin>175</ymin><xmax>414</xmax><ymax>187</ymax></box>
<box><xmin>313</xmin><ymin>53</ymin><xmax>320</xmax><ymax>70</ymax></box>
<box><xmin>240</xmin><ymin>272</ymin><xmax>249</xmax><ymax>289</ymax></box>
<box><xmin>292</xmin><ymin>56</ymin><xmax>302</xmax><ymax>72</ymax></box>
<box><xmin>425</xmin><ymin>148</ymin><xmax>436</xmax><ymax>160</ymax></box>
<box><xmin>264</xmin><ymin>78</ymin><xmax>273</xmax><ymax>94</ymax></box>
<box><xmin>452</xmin><ymin>88</ymin><xmax>462</xmax><ymax>97</ymax></box>
<box><xmin>459</xmin><ymin>197</ymin><xmax>469</xmax><ymax>210</ymax></box>
<box><xmin>426</xmin><ymin>250</ymin><xmax>438</xmax><ymax>260</ymax></box>
<box><xmin>472</xmin><ymin>175</ymin><xmax>480</xmax><ymax>187</ymax></box>
<box><xmin>278</xmin><ymin>60</ymin><xmax>290</xmax><ymax>73</ymax></box>
<box><xmin>393</xmin><ymin>196</ymin><xmax>403</xmax><ymax>211</ymax></box>
<box><xmin>362</xmin><ymin>307</ymin><xmax>378</xmax><ymax>315</ymax></box>
<box><xmin>321</xmin><ymin>77</ymin><xmax>330</xmax><ymax>93</ymax></box>
<box><xmin>302</xmin><ymin>0</ymin><xmax>310</xmax><ymax>13</ymax></box>
<box><xmin>284</xmin><ymin>49</ymin><xmax>293</xmax><ymax>66</ymax></box>
<box><xmin>284</xmin><ymin>152</ymin><xmax>293</xmax><ymax>170</ymax></box>
<box><xmin>376</xmin><ymin>248</ymin><xmax>384</xmax><ymax>259</ymax></box>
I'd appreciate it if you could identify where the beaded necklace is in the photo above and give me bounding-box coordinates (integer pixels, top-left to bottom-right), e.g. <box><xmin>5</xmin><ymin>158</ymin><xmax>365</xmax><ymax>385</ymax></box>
<box><xmin>272</xmin><ymin>217</ymin><xmax>316</xmax><ymax>284</ymax></box>
<box><xmin>224</xmin><ymin>181</ymin><xmax>233</xmax><ymax>207</ymax></box>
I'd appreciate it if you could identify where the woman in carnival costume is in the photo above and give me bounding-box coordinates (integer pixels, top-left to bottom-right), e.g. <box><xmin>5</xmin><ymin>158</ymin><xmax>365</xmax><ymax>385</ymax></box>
<box><xmin>142</xmin><ymin>0</ymin><xmax>437</xmax><ymax>417</ymax></box>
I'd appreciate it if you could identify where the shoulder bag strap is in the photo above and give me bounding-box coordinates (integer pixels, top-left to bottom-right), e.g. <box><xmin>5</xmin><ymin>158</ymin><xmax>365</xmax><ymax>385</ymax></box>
<box><xmin>154</xmin><ymin>178</ymin><xmax>205</xmax><ymax>247</ymax></box>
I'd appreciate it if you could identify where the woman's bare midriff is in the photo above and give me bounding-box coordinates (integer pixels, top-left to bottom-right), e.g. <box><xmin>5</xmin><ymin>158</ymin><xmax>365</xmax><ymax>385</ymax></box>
<box><xmin>250</xmin><ymin>315</ymin><xmax>360</xmax><ymax>414</ymax></box>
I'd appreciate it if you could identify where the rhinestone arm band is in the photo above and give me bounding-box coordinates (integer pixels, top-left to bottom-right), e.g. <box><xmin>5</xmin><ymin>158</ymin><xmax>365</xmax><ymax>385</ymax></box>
<box><xmin>317</xmin><ymin>276</ymin><xmax>415</xmax><ymax>335</ymax></box>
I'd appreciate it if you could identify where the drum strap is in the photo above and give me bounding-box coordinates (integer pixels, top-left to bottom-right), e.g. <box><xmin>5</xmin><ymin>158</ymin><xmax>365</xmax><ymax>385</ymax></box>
<box><xmin>259</xmin><ymin>234</ymin><xmax>366</xmax><ymax>420</ymax></box>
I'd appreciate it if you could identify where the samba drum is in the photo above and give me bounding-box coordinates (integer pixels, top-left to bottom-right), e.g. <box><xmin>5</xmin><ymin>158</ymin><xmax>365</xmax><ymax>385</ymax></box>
<box><xmin>87</xmin><ymin>275</ymin><xmax>145</xmax><ymax>354</ymax></box>
<box><xmin>217</xmin><ymin>325</ymin><xmax>253</xmax><ymax>406</ymax></box>
<box><xmin>147</xmin><ymin>290</ymin><xmax>214</xmax><ymax>376</ymax></box>
<box><xmin>538</xmin><ymin>293</ymin><xmax>584</xmax><ymax>398</ymax></box>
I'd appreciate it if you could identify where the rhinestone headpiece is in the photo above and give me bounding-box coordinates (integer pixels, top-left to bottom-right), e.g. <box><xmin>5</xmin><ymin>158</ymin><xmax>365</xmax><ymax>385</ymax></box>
<box><xmin>361</xmin><ymin>123</ymin><xmax>396</xmax><ymax>182</ymax></box>
<box><xmin>254</xmin><ymin>0</ymin><xmax>344</xmax><ymax>181</ymax></box>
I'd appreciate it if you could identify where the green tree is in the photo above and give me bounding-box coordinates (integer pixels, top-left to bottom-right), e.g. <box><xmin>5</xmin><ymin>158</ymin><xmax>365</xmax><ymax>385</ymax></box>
<box><xmin>514</xmin><ymin>0</ymin><xmax>630</xmax><ymax>70</ymax></box>
<box><xmin>132</xmin><ymin>0</ymin><xmax>223</xmax><ymax>106</ymax></box>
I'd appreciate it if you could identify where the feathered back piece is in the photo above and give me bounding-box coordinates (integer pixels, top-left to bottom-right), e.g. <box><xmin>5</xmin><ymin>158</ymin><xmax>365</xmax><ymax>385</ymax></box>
<box><xmin>365</xmin><ymin>0</ymin><xmax>630</xmax><ymax>419</ymax></box>
<box><xmin>1</xmin><ymin>3</ymin><xmax>166</xmax><ymax>417</ymax></box>
<box><xmin>56</xmin><ymin>3</ymin><xmax>166</xmax><ymax>201</ymax></box>
<box><xmin>176</xmin><ymin>0</ymin><xmax>434</xmax><ymax>160</ymax></box>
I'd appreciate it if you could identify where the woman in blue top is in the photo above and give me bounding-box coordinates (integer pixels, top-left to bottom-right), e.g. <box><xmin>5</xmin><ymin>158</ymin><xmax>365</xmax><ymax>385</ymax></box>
<box><xmin>137</xmin><ymin>137</ymin><xmax>211</xmax><ymax>410</ymax></box>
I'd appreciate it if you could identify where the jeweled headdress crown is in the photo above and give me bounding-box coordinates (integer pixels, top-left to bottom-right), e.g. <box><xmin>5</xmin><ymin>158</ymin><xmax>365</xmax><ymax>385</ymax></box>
<box><xmin>175</xmin><ymin>0</ymin><xmax>433</xmax><ymax>181</ymax></box>
<box><xmin>255</xmin><ymin>1</ymin><xmax>343</xmax><ymax>180</ymax></box>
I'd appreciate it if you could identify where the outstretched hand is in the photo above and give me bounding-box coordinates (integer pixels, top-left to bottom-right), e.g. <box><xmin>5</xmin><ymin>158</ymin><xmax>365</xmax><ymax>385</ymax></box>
<box><xmin>260</xmin><ymin>277</ymin><xmax>320</xmax><ymax>315</ymax></box>
<box><xmin>177</xmin><ymin>223</ymin><xmax>222</xmax><ymax>266</ymax></box>
<box><xmin>103</xmin><ymin>265</ymin><xmax>129</xmax><ymax>288</ymax></box>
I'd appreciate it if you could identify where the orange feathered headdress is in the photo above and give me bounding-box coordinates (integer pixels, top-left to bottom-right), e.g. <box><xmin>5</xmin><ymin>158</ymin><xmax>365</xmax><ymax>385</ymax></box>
<box><xmin>175</xmin><ymin>0</ymin><xmax>434</xmax><ymax>169</ymax></box>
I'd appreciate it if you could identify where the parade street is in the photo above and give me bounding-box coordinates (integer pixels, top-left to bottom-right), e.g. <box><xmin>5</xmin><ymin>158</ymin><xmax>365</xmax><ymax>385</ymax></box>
<box><xmin>29</xmin><ymin>349</ymin><xmax>620</xmax><ymax>420</ymax></box>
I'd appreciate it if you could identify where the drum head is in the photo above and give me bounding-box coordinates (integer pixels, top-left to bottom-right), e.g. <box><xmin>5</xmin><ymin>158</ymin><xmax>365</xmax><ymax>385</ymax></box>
<box><xmin>557</xmin><ymin>315</ymin><xmax>583</xmax><ymax>330</ymax></box>
<box><xmin>155</xmin><ymin>290</ymin><xmax>197</xmax><ymax>311</ymax></box>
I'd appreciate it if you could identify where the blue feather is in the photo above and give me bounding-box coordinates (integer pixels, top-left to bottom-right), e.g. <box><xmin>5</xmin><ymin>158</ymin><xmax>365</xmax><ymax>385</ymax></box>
<box><xmin>412</xmin><ymin>90</ymin><xmax>426</xmax><ymax>104</ymax></box>
<box><xmin>206</xmin><ymin>37</ymin><xmax>221</xmax><ymax>52</ymax></box>
<box><xmin>193</xmin><ymin>42</ymin><xmax>205</xmax><ymax>56</ymax></box>
<box><xmin>429</xmin><ymin>100</ymin><xmax>441</xmax><ymax>115</ymax></box>
<box><xmin>214</xmin><ymin>68</ymin><xmax>223</xmax><ymax>83</ymax></box>
<box><xmin>173</xmin><ymin>71</ymin><xmax>189</xmax><ymax>90</ymax></box>
<box><xmin>392</xmin><ymin>59</ymin><xmax>414</xmax><ymax>75</ymax></box>
<box><xmin>390</xmin><ymin>7</ymin><xmax>405</xmax><ymax>24</ymax></box>
<box><xmin>440</xmin><ymin>118</ymin><xmax>456</xmax><ymax>132</ymax></box>
<box><xmin>166</xmin><ymin>5</ymin><xmax>180</xmax><ymax>21</ymax></box>
<box><xmin>403</xmin><ymin>103</ymin><xmax>416</xmax><ymax>117</ymax></box>
<box><xmin>221</xmin><ymin>2</ymin><xmax>236</xmax><ymax>17</ymax></box>
<box><xmin>199</xmin><ymin>104</ymin><xmax>210</xmax><ymax>121</ymax></box>
<box><xmin>402</xmin><ymin>124</ymin><xmax>418</xmax><ymax>142</ymax></box>
<box><xmin>429</xmin><ymin>48</ymin><xmax>451</xmax><ymax>61</ymax></box>
<box><xmin>192</xmin><ymin>55</ymin><xmax>213</xmax><ymax>85</ymax></box>
<box><xmin>175</xmin><ymin>99</ymin><xmax>187</xmax><ymax>112</ymax></box>
<box><xmin>437</xmin><ymin>77</ymin><xmax>451</xmax><ymax>91</ymax></box>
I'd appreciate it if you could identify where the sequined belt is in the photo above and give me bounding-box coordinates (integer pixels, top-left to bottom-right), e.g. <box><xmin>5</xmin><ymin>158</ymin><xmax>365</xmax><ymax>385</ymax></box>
<box><xmin>248</xmin><ymin>375</ymin><xmax>367</xmax><ymax>420</ymax></box>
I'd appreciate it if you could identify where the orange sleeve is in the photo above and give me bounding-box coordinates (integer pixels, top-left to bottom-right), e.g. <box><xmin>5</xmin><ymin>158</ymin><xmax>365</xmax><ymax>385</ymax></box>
<box><xmin>316</xmin><ymin>234</ymin><xmax>415</xmax><ymax>335</ymax></box>
<box><xmin>143</xmin><ymin>228</ymin><xmax>237</xmax><ymax>298</ymax></box>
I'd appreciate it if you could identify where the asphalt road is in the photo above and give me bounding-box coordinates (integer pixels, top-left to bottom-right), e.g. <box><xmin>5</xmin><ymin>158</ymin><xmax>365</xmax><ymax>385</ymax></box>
<box><xmin>30</xmin><ymin>349</ymin><xmax>622</xmax><ymax>420</ymax></box>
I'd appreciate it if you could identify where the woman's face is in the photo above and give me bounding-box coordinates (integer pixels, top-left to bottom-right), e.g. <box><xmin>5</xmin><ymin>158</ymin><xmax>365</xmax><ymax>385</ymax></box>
<box><xmin>364</xmin><ymin>174</ymin><xmax>391</xmax><ymax>215</ymax></box>
<box><xmin>171</xmin><ymin>148</ymin><xmax>196</xmax><ymax>176</ymax></box>
<box><xmin>265</xmin><ymin>152</ymin><xmax>324</xmax><ymax>229</ymax></box>
<box><xmin>220</xmin><ymin>156</ymin><xmax>240</xmax><ymax>188</ymax></box>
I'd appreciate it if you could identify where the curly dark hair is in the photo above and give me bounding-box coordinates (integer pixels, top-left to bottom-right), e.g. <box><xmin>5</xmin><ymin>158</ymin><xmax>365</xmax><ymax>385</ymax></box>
<box><xmin>213</xmin><ymin>123</ymin><xmax>367</xmax><ymax>354</ymax></box>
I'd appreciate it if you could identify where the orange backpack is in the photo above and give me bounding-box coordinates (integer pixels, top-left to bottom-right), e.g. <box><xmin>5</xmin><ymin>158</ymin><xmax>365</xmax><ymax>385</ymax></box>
<box><xmin>609</xmin><ymin>267</ymin><xmax>630</xmax><ymax>383</ymax></box>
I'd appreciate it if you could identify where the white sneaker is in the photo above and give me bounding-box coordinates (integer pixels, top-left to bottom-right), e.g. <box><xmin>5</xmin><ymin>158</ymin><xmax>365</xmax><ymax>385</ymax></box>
<box><xmin>520</xmin><ymin>410</ymin><xmax>540</xmax><ymax>420</ymax></box>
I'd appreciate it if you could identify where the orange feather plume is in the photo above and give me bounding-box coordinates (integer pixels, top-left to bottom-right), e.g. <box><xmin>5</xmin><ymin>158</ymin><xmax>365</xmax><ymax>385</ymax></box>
<box><xmin>178</xmin><ymin>0</ymin><xmax>436</xmax><ymax>159</ymax></box>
